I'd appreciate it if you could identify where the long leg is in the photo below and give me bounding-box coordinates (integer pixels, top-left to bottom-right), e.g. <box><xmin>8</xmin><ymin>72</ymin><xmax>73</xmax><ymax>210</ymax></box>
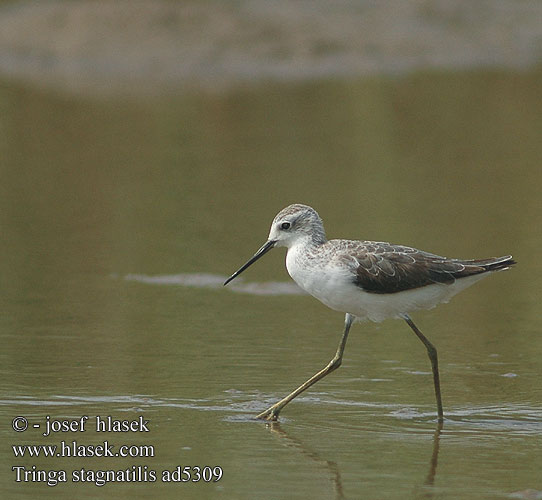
<box><xmin>256</xmin><ymin>313</ymin><xmax>355</xmax><ymax>421</ymax></box>
<box><xmin>403</xmin><ymin>314</ymin><xmax>444</xmax><ymax>423</ymax></box>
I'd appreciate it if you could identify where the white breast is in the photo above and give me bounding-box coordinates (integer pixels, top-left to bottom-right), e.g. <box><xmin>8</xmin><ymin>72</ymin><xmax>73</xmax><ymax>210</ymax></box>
<box><xmin>286</xmin><ymin>243</ymin><xmax>490</xmax><ymax>322</ymax></box>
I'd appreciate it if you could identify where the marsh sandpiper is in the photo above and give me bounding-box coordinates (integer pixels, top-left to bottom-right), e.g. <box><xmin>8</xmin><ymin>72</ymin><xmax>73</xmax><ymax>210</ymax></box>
<box><xmin>224</xmin><ymin>204</ymin><xmax>515</xmax><ymax>423</ymax></box>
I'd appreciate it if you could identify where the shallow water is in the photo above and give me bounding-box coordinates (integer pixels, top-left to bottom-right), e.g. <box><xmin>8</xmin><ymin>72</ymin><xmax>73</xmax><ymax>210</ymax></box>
<box><xmin>1</xmin><ymin>67</ymin><xmax>542</xmax><ymax>498</ymax></box>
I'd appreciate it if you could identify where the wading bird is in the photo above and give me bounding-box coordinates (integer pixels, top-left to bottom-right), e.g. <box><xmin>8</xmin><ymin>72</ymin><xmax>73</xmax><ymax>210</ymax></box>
<box><xmin>224</xmin><ymin>204</ymin><xmax>515</xmax><ymax>423</ymax></box>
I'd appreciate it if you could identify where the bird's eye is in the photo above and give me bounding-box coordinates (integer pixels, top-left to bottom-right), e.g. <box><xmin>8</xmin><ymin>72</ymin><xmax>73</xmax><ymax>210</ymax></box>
<box><xmin>280</xmin><ymin>222</ymin><xmax>291</xmax><ymax>230</ymax></box>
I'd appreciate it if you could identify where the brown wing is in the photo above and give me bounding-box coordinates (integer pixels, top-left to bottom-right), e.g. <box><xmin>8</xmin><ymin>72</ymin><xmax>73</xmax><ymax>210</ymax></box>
<box><xmin>349</xmin><ymin>242</ymin><xmax>514</xmax><ymax>294</ymax></box>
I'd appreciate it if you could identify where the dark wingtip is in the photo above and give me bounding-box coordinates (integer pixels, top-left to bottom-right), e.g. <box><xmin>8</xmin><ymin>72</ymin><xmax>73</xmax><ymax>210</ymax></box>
<box><xmin>487</xmin><ymin>255</ymin><xmax>517</xmax><ymax>272</ymax></box>
<box><xmin>502</xmin><ymin>255</ymin><xmax>517</xmax><ymax>266</ymax></box>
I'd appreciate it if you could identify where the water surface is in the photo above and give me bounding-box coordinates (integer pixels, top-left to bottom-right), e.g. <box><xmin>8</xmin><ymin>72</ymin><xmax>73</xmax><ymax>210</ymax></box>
<box><xmin>1</xmin><ymin>68</ymin><xmax>541</xmax><ymax>498</ymax></box>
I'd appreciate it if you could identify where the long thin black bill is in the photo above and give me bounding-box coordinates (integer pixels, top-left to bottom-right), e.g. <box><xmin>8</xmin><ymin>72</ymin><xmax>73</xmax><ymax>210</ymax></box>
<box><xmin>224</xmin><ymin>240</ymin><xmax>276</xmax><ymax>286</ymax></box>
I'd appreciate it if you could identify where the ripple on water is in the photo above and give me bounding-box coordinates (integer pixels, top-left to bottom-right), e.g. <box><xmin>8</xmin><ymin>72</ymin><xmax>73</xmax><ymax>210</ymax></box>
<box><xmin>221</xmin><ymin>393</ymin><xmax>542</xmax><ymax>436</ymax></box>
<box><xmin>121</xmin><ymin>273</ymin><xmax>305</xmax><ymax>295</ymax></box>
<box><xmin>3</xmin><ymin>393</ymin><xmax>540</xmax><ymax>436</ymax></box>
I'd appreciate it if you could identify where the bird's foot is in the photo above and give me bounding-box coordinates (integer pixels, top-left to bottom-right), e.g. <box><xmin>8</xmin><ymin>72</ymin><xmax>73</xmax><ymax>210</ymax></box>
<box><xmin>255</xmin><ymin>406</ymin><xmax>280</xmax><ymax>421</ymax></box>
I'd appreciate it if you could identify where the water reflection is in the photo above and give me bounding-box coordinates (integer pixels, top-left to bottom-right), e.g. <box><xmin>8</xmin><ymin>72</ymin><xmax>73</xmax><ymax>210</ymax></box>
<box><xmin>263</xmin><ymin>421</ymin><xmax>444</xmax><ymax>500</ymax></box>
<box><xmin>509</xmin><ymin>490</ymin><xmax>542</xmax><ymax>500</ymax></box>
<box><xmin>3</xmin><ymin>390</ymin><xmax>541</xmax><ymax>499</ymax></box>
<box><xmin>265</xmin><ymin>422</ymin><xmax>346</xmax><ymax>500</ymax></box>
<box><xmin>122</xmin><ymin>273</ymin><xmax>305</xmax><ymax>295</ymax></box>
<box><xmin>420</xmin><ymin>424</ymin><xmax>442</xmax><ymax>499</ymax></box>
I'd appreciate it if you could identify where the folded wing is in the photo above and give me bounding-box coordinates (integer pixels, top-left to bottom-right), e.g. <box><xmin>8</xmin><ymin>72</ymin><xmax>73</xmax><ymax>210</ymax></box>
<box><xmin>347</xmin><ymin>242</ymin><xmax>515</xmax><ymax>294</ymax></box>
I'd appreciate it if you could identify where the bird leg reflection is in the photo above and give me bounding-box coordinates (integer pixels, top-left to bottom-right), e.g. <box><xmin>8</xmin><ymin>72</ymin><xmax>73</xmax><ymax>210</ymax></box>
<box><xmin>264</xmin><ymin>421</ymin><xmax>345</xmax><ymax>499</ymax></box>
<box><xmin>425</xmin><ymin>423</ymin><xmax>442</xmax><ymax>488</ymax></box>
<box><xmin>418</xmin><ymin>423</ymin><xmax>443</xmax><ymax>499</ymax></box>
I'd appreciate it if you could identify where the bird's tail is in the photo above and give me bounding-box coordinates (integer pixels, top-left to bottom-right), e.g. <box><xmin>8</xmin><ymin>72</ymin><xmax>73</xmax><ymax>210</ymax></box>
<box><xmin>463</xmin><ymin>255</ymin><xmax>516</xmax><ymax>272</ymax></box>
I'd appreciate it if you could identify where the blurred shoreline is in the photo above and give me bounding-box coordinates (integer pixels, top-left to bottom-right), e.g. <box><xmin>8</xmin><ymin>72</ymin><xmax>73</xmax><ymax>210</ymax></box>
<box><xmin>0</xmin><ymin>0</ymin><xmax>541</xmax><ymax>96</ymax></box>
